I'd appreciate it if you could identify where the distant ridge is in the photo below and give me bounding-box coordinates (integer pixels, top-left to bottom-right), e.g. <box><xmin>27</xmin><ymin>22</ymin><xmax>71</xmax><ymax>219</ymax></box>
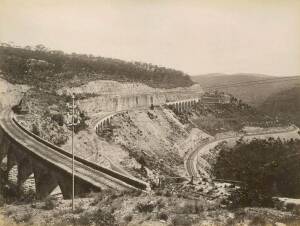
<box><xmin>191</xmin><ymin>73</ymin><xmax>300</xmax><ymax>106</ymax></box>
<box><xmin>259</xmin><ymin>86</ymin><xmax>300</xmax><ymax>126</ymax></box>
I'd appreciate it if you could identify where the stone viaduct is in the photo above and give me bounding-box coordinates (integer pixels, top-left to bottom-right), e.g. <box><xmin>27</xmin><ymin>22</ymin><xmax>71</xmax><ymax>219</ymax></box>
<box><xmin>0</xmin><ymin>109</ymin><xmax>148</xmax><ymax>200</ymax></box>
<box><xmin>95</xmin><ymin>98</ymin><xmax>200</xmax><ymax>134</ymax></box>
<box><xmin>165</xmin><ymin>98</ymin><xmax>200</xmax><ymax>112</ymax></box>
<box><xmin>0</xmin><ymin>96</ymin><xmax>204</xmax><ymax>199</ymax></box>
<box><xmin>0</xmin><ymin>129</ymin><xmax>96</xmax><ymax>199</ymax></box>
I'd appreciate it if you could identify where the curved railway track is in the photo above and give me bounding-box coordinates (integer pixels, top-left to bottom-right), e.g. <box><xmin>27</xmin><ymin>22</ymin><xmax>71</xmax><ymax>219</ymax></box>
<box><xmin>0</xmin><ymin>109</ymin><xmax>148</xmax><ymax>191</ymax></box>
<box><xmin>186</xmin><ymin>126</ymin><xmax>300</xmax><ymax>179</ymax></box>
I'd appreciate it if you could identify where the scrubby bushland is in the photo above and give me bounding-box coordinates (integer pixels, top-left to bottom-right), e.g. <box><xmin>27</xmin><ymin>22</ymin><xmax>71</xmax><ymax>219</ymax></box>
<box><xmin>43</xmin><ymin>197</ymin><xmax>58</xmax><ymax>210</ymax></box>
<box><xmin>169</xmin><ymin>92</ymin><xmax>284</xmax><ymax>135</ymax></box>
<box><xmin>75</xmin><ymin>209</ymin><xmax>116</xmax><ymax>226</ymax></box>
<box><xmin>213</xmin><ymin>138</ymin><xmax>300</xmax><ymax>207</ymax></box>
<box><xmin>0</xmin><ymin>44</ymin><xmax>194</xmax><ymax>89</ymax></box>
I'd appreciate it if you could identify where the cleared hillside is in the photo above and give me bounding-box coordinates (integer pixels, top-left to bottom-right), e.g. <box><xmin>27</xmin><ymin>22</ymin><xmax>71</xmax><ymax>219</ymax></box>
<box><xmin>192</xmin><ymin>73</ymin><xmax>300</xmax><ymax>106</ymax></box>
<box><xmin>0</xmin><ymin>45</ymin><xmax>194</xmax><ymax>89</ymax></box>
<box><xmin>259</xmin><ymin>86</ymin><xmax>300</xmax><ymax>127</ymax></box>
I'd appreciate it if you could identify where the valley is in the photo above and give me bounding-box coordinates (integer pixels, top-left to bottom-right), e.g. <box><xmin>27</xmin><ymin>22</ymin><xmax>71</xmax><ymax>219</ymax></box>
<box><xmin>0</xmin><ymin>45</ymin><xmax>300</xmax><ymax>226</ymax></box>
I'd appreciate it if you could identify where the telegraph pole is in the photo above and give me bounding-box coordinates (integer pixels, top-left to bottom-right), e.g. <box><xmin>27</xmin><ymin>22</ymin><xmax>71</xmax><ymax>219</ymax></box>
<box><xmin>71</xmin><ymin>93</ymin><xmax>75</xmax><ymax>212</ymax></box>
<box><xmin>65</xmin><ymin>93</ymin><xmax>79</xmax><ymax>212</ymax></box>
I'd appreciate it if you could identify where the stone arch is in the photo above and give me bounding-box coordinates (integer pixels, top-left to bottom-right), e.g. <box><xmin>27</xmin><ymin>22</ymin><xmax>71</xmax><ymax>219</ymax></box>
<box><xmin>136</xmin><ymin>96</ymin><xmax>139</xmax><ymax>105</ymax></box>
<box><xmin>33</xmin><ymin>163</ymin><xmax>60</xmax><ymax>199</ymax></box>
<box><xmin>7</xmin><ymin>149</ymin><xmax>18</xmax><ymax>186</ymax></box>
<box><xmin>150</xmin><ymin>96</ymin><xmax>154</xmax><ymax>105</ymax></box>
<box><xmin>179</xmin><ymin>102</ymin><xmax>182</xmax><ymax>112</ymax></box>
<box><xmin>185</xmin><ymin>101</ymin><xmax>189</xmax><ymax>108</ymax></box>
<box><xmin>104</xmin><ymin>119</ymin><xmax>109</xmax><ymax>127</ymax></box>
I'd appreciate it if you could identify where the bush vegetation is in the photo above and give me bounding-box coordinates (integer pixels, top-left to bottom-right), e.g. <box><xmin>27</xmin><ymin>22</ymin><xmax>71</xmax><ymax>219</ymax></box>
<box><xmin>170</xmin><ymin>92</ymin><xmax>284</xmax><ymax>135</ymax></box>
<box><xmin>0</xmin><ymin>44</ymin><xmax>194</xmax><ymax>89</ymax></box>
<box><xmin>135</xmin><ymin>201</ymin><xmax>155</xmax><ymax>213</ymax></box>
<box><xmin>75</xmin><ymin>208</ymin><xmax>116</xmax><ymax>226</ymax></box>
<box><xmin>171</xmin><ymin>215</ymin><xmax>193</xmax><ymax>226</ymax></box>
<box><xmin>213</xmin><ymin>138</ymin><xmax>300</xmax><ymax>207</ymax></box>
<box><xmin>43</xmin><ymin>197</ymin><xmax>58</xmax><ymax>210</ymax></box>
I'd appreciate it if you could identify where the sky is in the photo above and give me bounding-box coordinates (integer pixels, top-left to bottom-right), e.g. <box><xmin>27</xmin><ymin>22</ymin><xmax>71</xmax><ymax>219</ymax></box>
<box><xmin>1</xmin><ymin>0</ymin><xmax>300</xmax><ymax>76</ymax></box>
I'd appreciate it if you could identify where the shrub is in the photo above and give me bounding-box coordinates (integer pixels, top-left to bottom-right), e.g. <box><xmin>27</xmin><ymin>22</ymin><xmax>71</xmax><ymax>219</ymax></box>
<box><xmin>249</xmin><ymin>216</ymin><xmax>267</xmax><ymax>226</ymax></box>
<box><xmin>135</xmin><ymin>202</ymin><xmax>155</xmax><ymax>213</ymax></box>
<box><xmin>171</xmin><ymin>215</ymin><xmax>192</xmax><ymax>226</ymax></box>
<box><xmin>20</xmin><ymin>190</ymin><xmax>36</xmax><ymax>203</ymax></box>
<box><xmin>123</xmin><ymin>214</ymin><xmax>133</xmax><ymax>223</ymax></box>
<box><xmin>43</xmin><ymin>197</ymin><xmax>58</xmax><ymax>210</ymax></box>
<box><xmin>156</xmin><ymin>198</ymin><xmax>166</xmax><ymax>210</ymax></box>
<box><xmin>182</xmin><ymin>200</ymin><xmax>204</xmax><ymax>214</ymax></box>
<box><xmin>51</xmin><ymin>114</ymin><xmax>64</xmax><ymax>126</ymax></box>
<box><xmin>32</xmin><ymin>124</ymin><xmax>40</xmax><ymax>136</ymax></box>
<box><xmin>74</xmin><ymin>204</ymin><xmax>85</xmax><ymax>214</ymax></box>
<box><xmin>0</xmin><ymin>194</ymin><xmax>5</xmax><ymax>207</ymax></box>
<box><xmin>162</xmin><ymin>189</ymin><xmax>172</xmax><ymax>197</ymax></box>
<box><xmin>76</xmin><ymin>209</ymin><xmax>116</xmax><ymax>226</ymax></box>
<box><xmin>16</xmin><ymin>211</ymin><xmax>33</xmax><ymax>223</ymax></box>
<box><xmin>158</xmin><ymin>212</ymin><xmax>168</xmax><ymax>221</ymax></box>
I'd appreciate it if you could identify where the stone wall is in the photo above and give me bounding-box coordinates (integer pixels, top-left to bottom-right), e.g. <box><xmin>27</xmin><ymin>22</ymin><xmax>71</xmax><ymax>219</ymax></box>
<box><xmin>78</xmin><ymin>92</ymin><xmax>202</xmax><ymax>114</ymax></box>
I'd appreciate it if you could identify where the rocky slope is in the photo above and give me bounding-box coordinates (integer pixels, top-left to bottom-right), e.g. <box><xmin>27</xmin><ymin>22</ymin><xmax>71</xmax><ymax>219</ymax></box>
<box><xmin>169</xmin><ymin>94</ymin><xmax>286</xmax><ymax>136</ymax></box>
<box><xmin>58</xmin><ymin>80</ymin><xmax>203</xmax><ymax>114</ymax></box>
<box><xmin>1</xmin><ymin>190</ymin><xmax>299</xmax><ymax>226</ymax></box>
<box><xmin>67</xmin><ymin>107</ymin><xmax>211</xmax><ymax>181</ymax></box>
<box><xmin>0</xmin><ymin>76</ymin><xmax>29</xmax><ymax>110</ymax></box>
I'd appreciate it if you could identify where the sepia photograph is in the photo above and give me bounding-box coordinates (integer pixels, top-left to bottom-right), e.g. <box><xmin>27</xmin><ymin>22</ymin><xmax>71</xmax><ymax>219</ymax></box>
<box><xmin>0</xmin><ymin>0</ymin><xmax>300</xmax><ymax>225</ymax></box>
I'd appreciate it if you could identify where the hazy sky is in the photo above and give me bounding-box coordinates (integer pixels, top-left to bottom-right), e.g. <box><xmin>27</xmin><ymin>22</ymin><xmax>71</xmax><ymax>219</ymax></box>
<box><xmin>1</xmin><ymin>0</ymin><xmax>300</xmax><ymax>76</ymax></box>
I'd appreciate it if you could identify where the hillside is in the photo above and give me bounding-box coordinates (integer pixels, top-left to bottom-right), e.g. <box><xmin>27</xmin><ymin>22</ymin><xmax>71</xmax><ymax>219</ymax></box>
<box><xmin>95</xmin><ymin>107</ymin><xmax>210</xmax><ymax>179</ymax></box>
<box><xmin>259</xmin><ymin>86</ymin><xmax>300</xmax><ymax>127</ymax></box>
<box><xmin>192</xmin><ymin>73</ymin><xmax>300</xmax><ymax>106</ymax></box>
<box><xmin>168</xmin><ymin>92</ymin><xmax>285</xmax><ymax>136</ymax></box>
<box><xmin>0</xmin><ymin>44</ymin><xmax>194</xmax><ymax>89</ymax></box>
<box><xmin>192</xmin><ymin>73</ymin><xmax>274</xmax><ymax>86</ymax></box>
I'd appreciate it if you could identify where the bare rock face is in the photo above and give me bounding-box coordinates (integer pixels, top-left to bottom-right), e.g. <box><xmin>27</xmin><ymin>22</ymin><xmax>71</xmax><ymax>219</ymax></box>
<box><xmin>57</xmin><ymin>80</ymin><xmax>203</xmax><ymax>115</ymax></box>
<box><xmin>78</xmin><ymin>94</ymin><xmax>167</xmax><ymax>114</ymax></box>
<box><xmin>0</xmin><ymin>76</ymin><xmax>29</xmax><ymax>110</ymax></box>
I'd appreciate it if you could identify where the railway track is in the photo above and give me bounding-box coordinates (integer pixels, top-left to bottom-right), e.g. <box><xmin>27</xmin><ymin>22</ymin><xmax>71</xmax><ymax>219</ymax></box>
<box><xmin>185</xmin><ymin>126</ymin><xmax>300</xmax><ymax>179</ymax></box>
<box><xmin>0</xmin><ymin>109</ymin><xmax>148</xmax><ymax>192</ymax></box>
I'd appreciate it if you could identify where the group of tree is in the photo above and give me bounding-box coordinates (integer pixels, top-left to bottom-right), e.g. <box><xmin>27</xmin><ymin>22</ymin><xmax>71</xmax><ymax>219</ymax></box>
<box><xmin>213</xmin><ymin>137</ymin><xmax>300</xmax><ymax>207</ymax></box>
<box><xmin>0</xmin><ymin>43</ymin><xmax>194</xmax><ymax>89</ymax></box>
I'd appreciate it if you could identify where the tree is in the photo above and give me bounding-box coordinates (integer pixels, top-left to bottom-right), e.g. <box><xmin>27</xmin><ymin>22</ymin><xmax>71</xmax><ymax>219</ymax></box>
<box><xmin>213</xmin><ymin>138</ymin><xmax>300</xmax><ymax>207</ymax></box>
<box><xmin>32</xmin><ymin>124</ymin><xmax>40</xmax><ymax>136</ymax></box>
<box><xmin>34</xmin><ymin>44</ymin><xmax>47</xmax><ymax>52</ymax></box>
